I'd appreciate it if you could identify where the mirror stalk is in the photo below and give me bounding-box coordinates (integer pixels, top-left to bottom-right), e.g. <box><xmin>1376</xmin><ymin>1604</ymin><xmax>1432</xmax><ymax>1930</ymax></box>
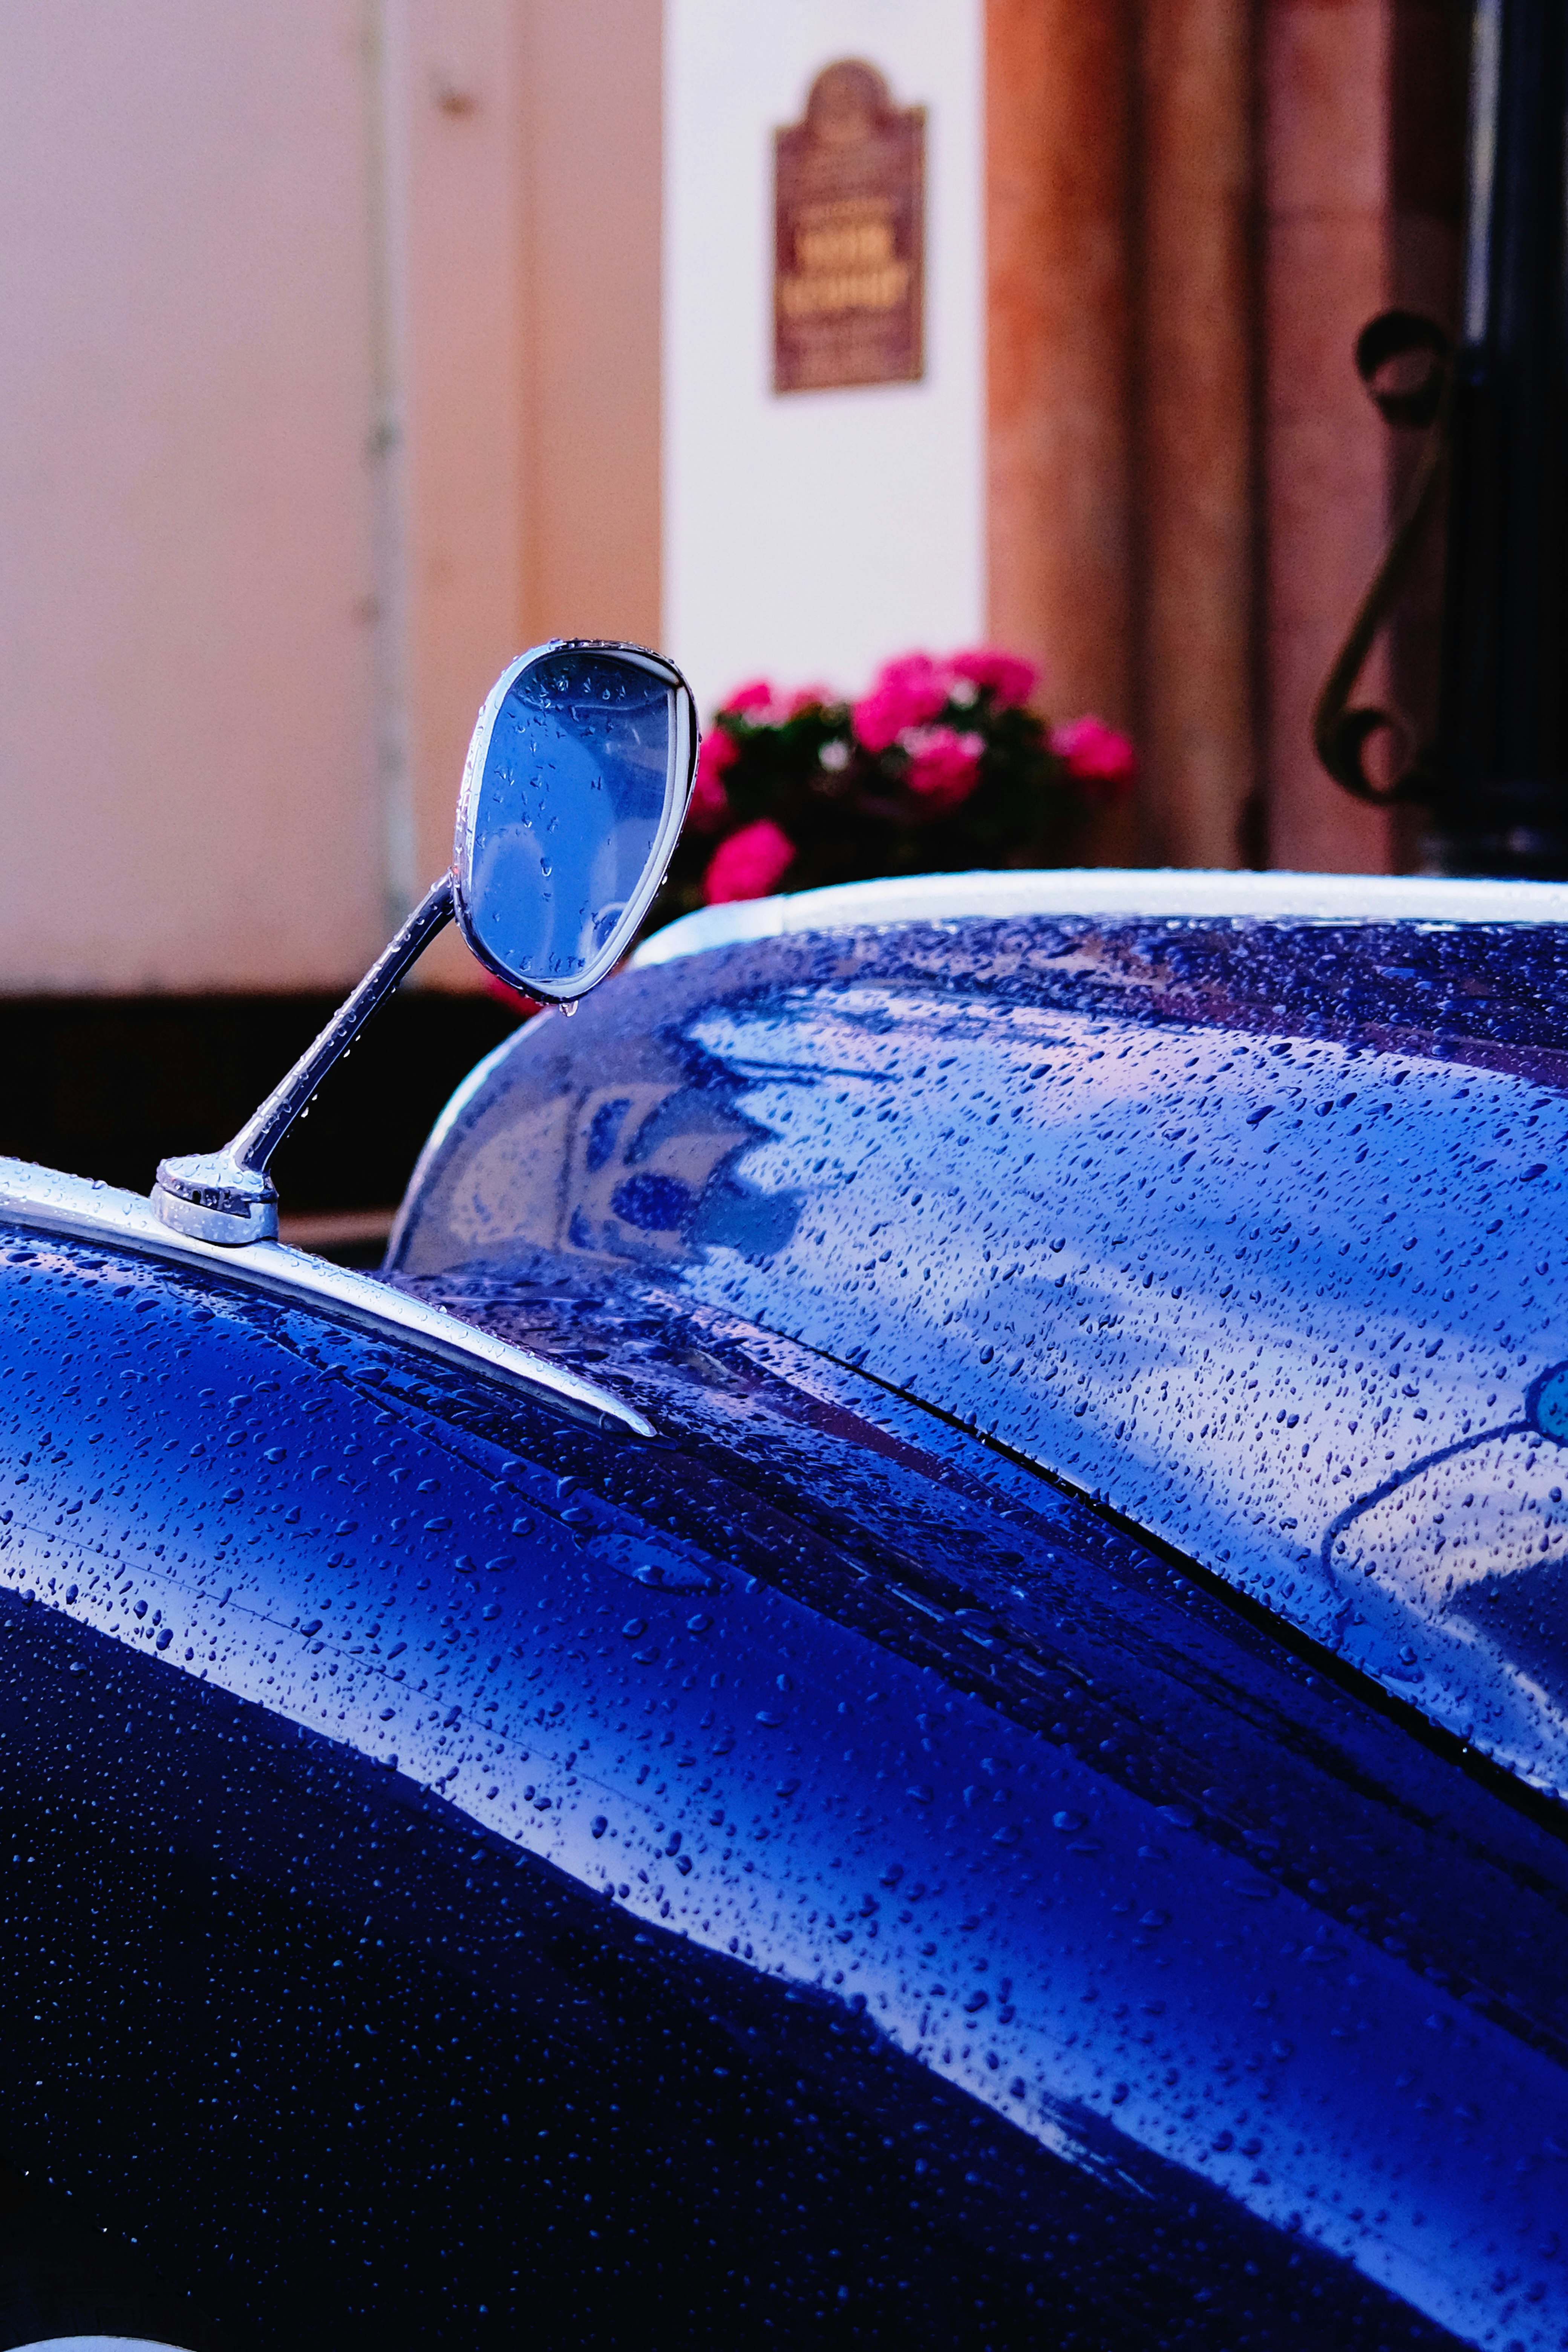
<box><xmin>153</xmin><ymin>875</ymin><xmax>456</xmax><ymax>1246</ymax></box>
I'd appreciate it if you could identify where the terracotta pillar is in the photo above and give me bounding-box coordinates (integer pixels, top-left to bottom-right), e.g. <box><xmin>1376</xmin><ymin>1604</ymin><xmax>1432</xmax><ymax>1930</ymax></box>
<box><xmin>1262</xmin><ymin>0</ymin><xmax>1393</xmax><ymax>871</ymax></box>
<box><xmin>1386</xmin><ymin>0</ymin><xmax>1464</xmax><ymax>823</ymax></box>
<box><xmin>986</xmin><ymin>0</ymin><xmax>1137</xmax><ymax>765</ymax></box>
<box><xmin>1138</xmin><ymin>0</ymin><xmax>1260</xmax><ymax>867</ymax></box>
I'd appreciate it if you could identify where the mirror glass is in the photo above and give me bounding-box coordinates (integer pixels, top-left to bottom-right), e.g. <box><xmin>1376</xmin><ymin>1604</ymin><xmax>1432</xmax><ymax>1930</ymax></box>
<box><xmin>455</xmin><ymin>643</ymin><xmax>691</xmax><ymax>999</ymax></box>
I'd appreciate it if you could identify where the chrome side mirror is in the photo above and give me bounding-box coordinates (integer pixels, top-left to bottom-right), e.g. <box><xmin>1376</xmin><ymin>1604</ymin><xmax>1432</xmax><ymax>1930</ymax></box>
<box><xmin>456</xmin><ymin>643</ymin><xmax>695</xmax><ymax>1000</ymax></box>
<box><xmin>154</xmin><ymin>641</ymin><xmax>697</xmax><ymax>1246</ymax></box>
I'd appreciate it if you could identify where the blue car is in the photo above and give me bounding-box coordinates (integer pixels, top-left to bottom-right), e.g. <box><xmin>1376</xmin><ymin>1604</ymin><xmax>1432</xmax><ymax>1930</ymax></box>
<box><xmin>1</xmin><ymin>645</ymin><xmax>1565</xmax><ymax>2351</ymax></box>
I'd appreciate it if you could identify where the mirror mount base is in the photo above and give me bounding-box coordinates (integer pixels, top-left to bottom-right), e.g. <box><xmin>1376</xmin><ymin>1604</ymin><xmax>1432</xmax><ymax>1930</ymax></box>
<box><xmin>151</xmin><ymin>873</ymin><xmax>457</xmax><ymax>1248</ymax></box>
<box><xmin>154</xmin><ymin>1153</ymin><xmax>280</xmax><ymax>1246</ymax></box>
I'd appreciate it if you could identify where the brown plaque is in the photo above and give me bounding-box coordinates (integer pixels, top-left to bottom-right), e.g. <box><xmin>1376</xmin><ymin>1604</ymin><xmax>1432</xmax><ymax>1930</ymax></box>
<box><xmin>773</xmin><ymin>60</ymin><xmax>925</xmax><ymax>395</ymax></box>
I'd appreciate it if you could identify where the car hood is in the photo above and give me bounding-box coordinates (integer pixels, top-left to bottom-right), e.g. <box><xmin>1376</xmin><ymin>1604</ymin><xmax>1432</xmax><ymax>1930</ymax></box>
<box><xmin>391</xmin><ymin>910</ymin><xmax>1568</xmax><ymax>1801</ymax></box>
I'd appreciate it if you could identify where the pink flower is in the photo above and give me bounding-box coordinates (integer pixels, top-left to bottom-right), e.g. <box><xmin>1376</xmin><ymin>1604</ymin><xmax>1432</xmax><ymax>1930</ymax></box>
<box><xmin>852</xmin><ymin>653</ymin><xmax>952</xmax><ymax>752</ymax></box>
<box><xmin>900</xmin><ymin>724</ymin><xmax>984</xmax><ymax>812</ymax></box>
<box><xmin>689</xmin><ymin>727</ymin><xmax>737</xmax><ymax>831</ymax></box>
<box><xmin>717</xmin><ymin>678</ymin><xmax>832</xmax><ymax>726</ymax></box>
<box><xmin>721</xmin><ymin>678</ymin><xmax>776</xmax><ymax>717</ymax></box>
<box><xmin>485</xmin><ymin>973</ymin><xmax>541</xmax><ymax>1017</ymax></box>
<box><xmin>1051</xmin><ymin>714</ymin><xmax>1138</xmax><ymax>798</ymax></box>
<box><xmin>950</xmin><ymin>647</ymin><xmax>1039</xmax><ymax>706</ymax></box>
<box><xmin>703</xmin><ymin>818</ymin><xmax>796</xmax><ymax>904</ymax></box>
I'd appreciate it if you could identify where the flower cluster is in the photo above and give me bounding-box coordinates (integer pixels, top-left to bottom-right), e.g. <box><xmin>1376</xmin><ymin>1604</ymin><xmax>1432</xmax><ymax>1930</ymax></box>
<box><xmin>643</xmin><ymin>648</ymin><xmax>1137</xmax><ymax>927</ymax></box>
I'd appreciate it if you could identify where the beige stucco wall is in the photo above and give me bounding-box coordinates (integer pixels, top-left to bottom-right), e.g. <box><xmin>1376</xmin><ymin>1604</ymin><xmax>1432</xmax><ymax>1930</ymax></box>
<box><xmin>518</xmin><ymin>0</ymin><xmax>662</xmax><ymax>657</ymax></box>
<box><xmin>0</xmin><ymin>0</ymin><xmax>1396</xmax><ymax>998</ymax></box>
<box><xmin>0</xmin><ymin>0</ymin><xmax>663</xmax><ymax>997</ymax></box>
<box><xmin>0</xmin><ymin>0</ymin><xmax>386</xmax><ymax>992</ymax></box>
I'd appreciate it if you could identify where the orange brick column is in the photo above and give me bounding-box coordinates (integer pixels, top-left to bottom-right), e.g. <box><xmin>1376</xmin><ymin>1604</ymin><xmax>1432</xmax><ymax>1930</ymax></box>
<box><xmin>1262</xmin><ymin>0</ymin><xmax>1394</xmax><ymax>871</ymax></box>
<box><xmin>1138</xmin><ymin>0</ymin><xmax>1260</xmax><ymax>867</ymax></box>
<box><xmin>986</xmin><ymin>0</ymin><xmax>1138</xmax><ymax>764</ymax></box>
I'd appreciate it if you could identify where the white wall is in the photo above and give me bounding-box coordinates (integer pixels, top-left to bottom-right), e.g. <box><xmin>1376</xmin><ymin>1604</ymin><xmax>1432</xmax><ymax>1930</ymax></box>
<box><xmin>663</xmin><ymin>0</ymin><xmax>985</xmax><ymax>719</ymax></box>
<box><xmin>385</xmin><ymin>0</ymin><xmax>530</xmax><ymax>990</ymax></box>
<box><xmin>0</xmin><ymin>0</ymin><xmax>974</xmax><ymax>989</ymax></box>
<box><xmin>0</xmin><ymin>0</ymin><xmax>384</xmax><ymax>992</ymax></box>
<box><xmin>0</xmin><ymin>0</ymin><xmax>538</xmax><ymax>996</ymax></box>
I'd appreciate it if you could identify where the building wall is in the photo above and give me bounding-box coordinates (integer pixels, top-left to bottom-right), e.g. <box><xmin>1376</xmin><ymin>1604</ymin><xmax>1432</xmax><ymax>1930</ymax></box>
<box><xmin>1262</xmin><ymin>0</ymin><xmax>1394</xmax><ymax>873</ymax></box>
<box><xmin>0</xmin><ymin>0</ymin><xmax>385</xmax><ymax>992</ymax></box>
<box><xmin>663</xmin><ymin>0</ymin><xmax>986</xmax><ymax>719</ymax></box>
<box><xmin>987</xmin><ymin>0</ymin><xmax>1413</xmax><ymax>876</ymax></box>
<box><xmin>1138</xmin><ymin>0</ymin><xmax>1261</xmax><ymax>871</ymax></box>
<box><xmin>0</xmin><ymin>0</ymin><xmax>665</xmax><ymax>997</ymax></box>
<box><xmin>0</xmin><ymin>0</ymin><xmax>1441</xmax><ymax>1011</ymax></box>
<box><xmin>986</xmin><ymin>1</ymin><xmax>1136</xmax><ymax>744</ymax></box>
<box><xmin>517</xmin><ymin>0</ymin><xmax>662</xmax><ymax>659</ymax></box>
<box><xmin>384</xmin><ymin>0</ymin><xmax>528</xmax><ymax>987</ymax></box>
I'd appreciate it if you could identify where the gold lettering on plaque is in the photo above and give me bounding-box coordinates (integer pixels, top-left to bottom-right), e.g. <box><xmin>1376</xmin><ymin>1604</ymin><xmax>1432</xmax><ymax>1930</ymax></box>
<box><xmin>774</xmin><ymin>61</ymin><xmax>925</xmax><ymax>393</ymax></box>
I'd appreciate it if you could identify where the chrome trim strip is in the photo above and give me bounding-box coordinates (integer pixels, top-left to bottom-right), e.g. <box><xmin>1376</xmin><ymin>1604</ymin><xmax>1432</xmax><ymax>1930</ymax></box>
<box><xmin>632</xmin><ymin>867</ymin><xmax>1568</xmax><ymax>967</ymax></box>
<box><xmin>0</xmin><ymin>1157</ymin><xmax>655</xmax><ymax>1439</ymax></box>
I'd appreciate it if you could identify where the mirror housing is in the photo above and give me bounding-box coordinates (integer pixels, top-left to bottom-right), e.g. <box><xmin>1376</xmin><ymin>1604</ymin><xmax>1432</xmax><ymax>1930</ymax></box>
<box><xmin>453</xmin><ymin>641</ymin><xmax>697</xmax><ymax>1001</ymax></box>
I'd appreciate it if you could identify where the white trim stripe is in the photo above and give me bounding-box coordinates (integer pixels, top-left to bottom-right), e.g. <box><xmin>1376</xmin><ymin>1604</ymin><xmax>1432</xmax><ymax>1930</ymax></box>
<box><xmin>631</xmin><ymin>867</ymin><xmax>1568</xmax><ymax>967</ymax></box>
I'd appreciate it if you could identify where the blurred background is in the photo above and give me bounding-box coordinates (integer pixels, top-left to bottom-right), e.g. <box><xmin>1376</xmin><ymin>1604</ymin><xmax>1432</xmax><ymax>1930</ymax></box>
<box><xmin>0</xmin><ymin>0</ymin><xmax>1466</xmax><ymax>1246</ymax></box>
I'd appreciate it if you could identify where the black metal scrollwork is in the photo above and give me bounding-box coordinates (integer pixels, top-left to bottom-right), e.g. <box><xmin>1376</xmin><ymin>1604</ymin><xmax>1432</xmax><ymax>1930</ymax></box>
<box><xmin>1312</xmin><ymin>310</ymin><xmax>1453</xmax><ymax>807</ymax></box>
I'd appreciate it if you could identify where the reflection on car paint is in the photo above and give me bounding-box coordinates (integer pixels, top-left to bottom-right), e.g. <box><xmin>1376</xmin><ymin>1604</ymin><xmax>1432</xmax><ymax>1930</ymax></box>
<box><xmin>393</xmin><ymin>916</ymin><xmax>1568</xmax><ymax>1798</ymax></box>
<box><xmin>1320</xmin><ymin>1360</ymin><xmax>1568</xmax><ymax>1704</ymax></box>
<box><xmin>4</xmin><ymin>1225</ymin><xmax>1568</xmax><ymax>2343</ymax></box>
<box><xmin>13</xmin><ymin>911</ymin><xmax>1568</xmax><ymax>2347</ymax></box>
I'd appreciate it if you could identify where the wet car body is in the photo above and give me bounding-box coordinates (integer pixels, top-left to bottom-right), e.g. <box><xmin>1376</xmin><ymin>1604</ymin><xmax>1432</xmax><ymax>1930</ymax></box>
<box><xmin>2</xmin><ymin>878</ymin><xmax>1568</xmax><ymax>2349</ymax></box>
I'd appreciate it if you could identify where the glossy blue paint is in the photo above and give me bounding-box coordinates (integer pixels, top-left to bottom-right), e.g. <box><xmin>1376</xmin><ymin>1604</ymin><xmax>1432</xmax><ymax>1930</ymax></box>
<box><xmin>395</xmin><ymin>914</ymin><xmax>1568</xmax><ymax>1809</ymax></box>
<box><xmin>0</xmin><ymin>1183</ymin><xmax>1564</xmax><ymax>2344</ymax></box>
<box><xmin>3</xmin><ymin>911</ymin><xmax>1568</xmax><ymax>2346</ymax></box>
